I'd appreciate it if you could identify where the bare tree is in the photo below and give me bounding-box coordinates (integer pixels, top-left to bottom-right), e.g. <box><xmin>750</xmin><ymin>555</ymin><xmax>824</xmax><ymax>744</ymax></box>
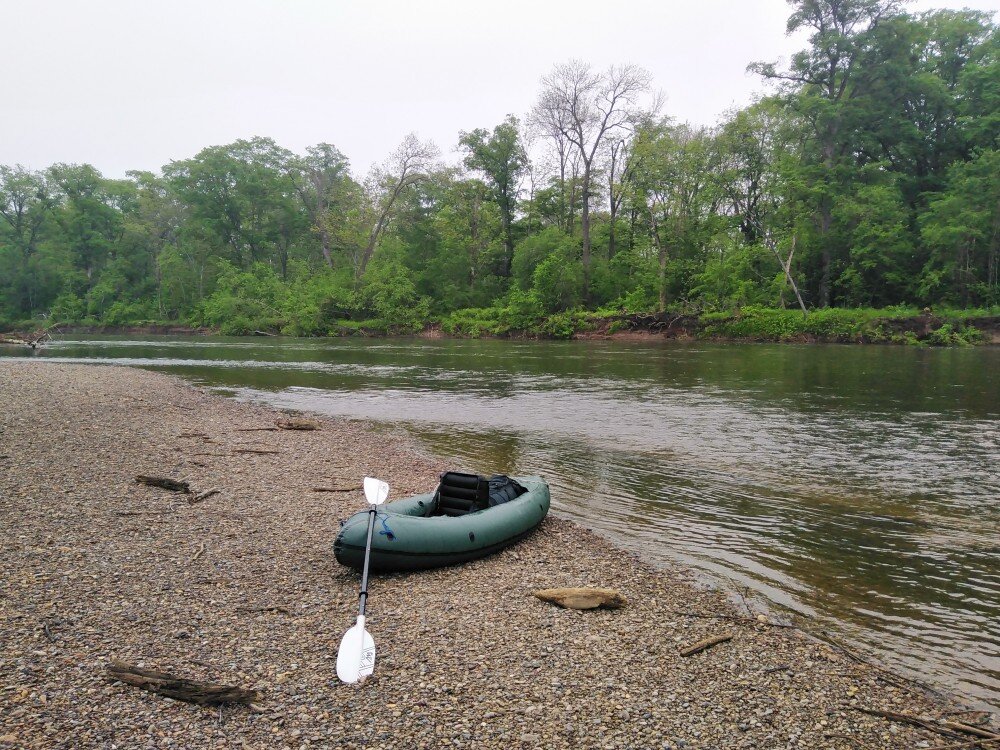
<box><xmin>529</xmin><ymin>99</ymin><xmax>573</xmax><ymax>232</ymax></box>
<box><xmin>359</xmin><ymin>133</ymin><xmax>439</xmax><ymax>277</ymax></box>
<box><xmin>533</xmin><ymin>61</ymin><xmax>652</xmax><ymax>300</ymax></box>
<box><xmin>604</xmin><ymin>136</ymin><xmax>634</xmax><ymax>259</ymax></box>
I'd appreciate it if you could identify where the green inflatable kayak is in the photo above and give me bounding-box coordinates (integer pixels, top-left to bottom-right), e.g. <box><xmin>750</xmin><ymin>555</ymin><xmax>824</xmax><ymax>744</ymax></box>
<box><xmin>334</xmin><ymin>474</ymin><xmax>550</xmax><ymax>572</ymax></box>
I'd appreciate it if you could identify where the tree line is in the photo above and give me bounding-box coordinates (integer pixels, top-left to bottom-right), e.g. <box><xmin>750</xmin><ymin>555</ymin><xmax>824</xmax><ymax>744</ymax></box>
<box><xmin>1</xmin><ymin>0</ymin><xmax>997</xmax><ymax>335</ymax></box>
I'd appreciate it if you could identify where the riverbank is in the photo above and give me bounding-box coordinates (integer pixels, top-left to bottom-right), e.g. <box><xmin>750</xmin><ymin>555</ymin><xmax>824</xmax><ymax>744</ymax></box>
<box><xmin>8</xmin><ymin>306</ymin><xmax>997</xmax><ymax>345</ymax></box>
<box><xmin>0</xmin><ymin>362</ymin><xmax>994</xmax><ymax>749</ymax></box>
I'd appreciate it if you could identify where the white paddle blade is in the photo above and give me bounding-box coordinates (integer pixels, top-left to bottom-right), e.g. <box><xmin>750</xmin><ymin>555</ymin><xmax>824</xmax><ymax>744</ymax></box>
<box><xmin>336</xmin><ymin>621</ymin><xmax>376</xmax><ymax>684</ymax></box>
<box><xmin>363</xmin><ymin>477</ymin><xmax>389</xmax><ymax>506</ymax></box>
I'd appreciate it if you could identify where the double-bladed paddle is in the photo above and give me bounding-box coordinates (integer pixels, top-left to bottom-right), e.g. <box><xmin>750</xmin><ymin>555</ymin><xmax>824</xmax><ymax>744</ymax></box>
<box><xmin>336</xmin><ymin>476</ymin><xmax>389</xmax><ymax>684</ymax></box>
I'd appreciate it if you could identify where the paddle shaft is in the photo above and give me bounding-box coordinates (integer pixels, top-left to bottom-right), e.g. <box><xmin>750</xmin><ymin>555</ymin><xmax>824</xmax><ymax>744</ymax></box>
<box><xmin>357</xmin><ymin>504</ymin><xmax>378</xmax><ymax>618</ymax></box>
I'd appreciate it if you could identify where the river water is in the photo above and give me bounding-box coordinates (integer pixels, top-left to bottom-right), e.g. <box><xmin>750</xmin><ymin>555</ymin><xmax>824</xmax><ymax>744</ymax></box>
<box><xmin>4</xmin><ymin>335</ymin><xmax>998</xmax><ymax>709</ymax></box>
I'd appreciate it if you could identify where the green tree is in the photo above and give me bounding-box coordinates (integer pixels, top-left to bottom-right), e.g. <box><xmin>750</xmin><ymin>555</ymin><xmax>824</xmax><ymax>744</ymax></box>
<box><xmin>750</xmin><ymin>0</ymin><xmax>905</xmax><ymax>307</ymax></box>
<box><xmin>0</xmin><ymin>166</ymin><xmax>57</xmax><ymax>317</ymax></box>
<box><xmin>164</xmin><ymin>137</ymin><xmax>299</xmax><ymax>272</ymax></box>
<box><xmin>458</xmin><ymin>115</ymin><xmax>528</xmax><ymax>277</ymax></box>
<box><xmin>919</xmin><ymin>149</ymin><xmax>1000</xmax><ymax>305</ymax></box>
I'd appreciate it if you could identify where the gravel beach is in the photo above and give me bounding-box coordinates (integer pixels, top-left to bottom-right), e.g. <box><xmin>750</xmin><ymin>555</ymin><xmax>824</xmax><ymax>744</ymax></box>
<box><xmin>0</xmin><ymin>361</ymin><xmax>992</xmax><ymax>749</ymax></box>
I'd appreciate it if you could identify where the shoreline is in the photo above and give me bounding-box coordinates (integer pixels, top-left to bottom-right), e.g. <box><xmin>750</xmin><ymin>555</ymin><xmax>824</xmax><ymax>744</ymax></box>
<box><xmin>1</xmin><ymin>361</ymin><xmax>994</xmax><ymax>749</ymax></box>
<box><xmin>5</xmin><ymin>308</ymin><xmax>998</xmax><ymax>346</ymax></box>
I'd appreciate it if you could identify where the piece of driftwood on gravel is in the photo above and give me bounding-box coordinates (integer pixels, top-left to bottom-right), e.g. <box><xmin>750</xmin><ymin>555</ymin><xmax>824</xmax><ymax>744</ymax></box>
<box><xmin>135</xmin><ymin>475</ymin><xmax>190</xmax><ymax>493</ymax></box>
<box><xmin>276</xmin><ymin>418</ymin><xmax>320</xmax><ymax>431</ymax></box>
<box><xmin>188</xmin><ymin>488</ymin><xmax>220</xmax><ymax>504</ymax></box>
<box><xmin>106</xmin><ymin>660</ymin><xmax>258</xmax><ymax>706</ymax></box>
<box><xmin>679</xmin><ymin>633</ymin><xmax>734</xmax><ymax>657</ymax></box>
<box><xmin>534</xmin><ymin>587</ymin><xmax>627</xmax><ymax>610</ymax></box>
<box><xmin>851</xmin><ymin>708</ymin><xmax>1000</xmax><ymax>741</ymax></box>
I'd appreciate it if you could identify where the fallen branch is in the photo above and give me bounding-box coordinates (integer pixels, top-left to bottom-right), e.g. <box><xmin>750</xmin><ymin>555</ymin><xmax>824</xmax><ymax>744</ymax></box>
<box><xmin>135</xmin><ymin>475</ymin><xmax>190</xmax><ymax>493</ymax></box>
<box><xmin>276</xmin><ymin>418</ymin><xmax>320</xmax><ymax>431</ymax></box>
<box><xmin>851</xmin><ymin>708</ymin><xmax>967</xmax><ymax>740</ymax></box>
<box><xmin>922</xmin><ymin>737</ymin><xmax>1000</xmax><ymax>750</ymax></box>
<box><xmin>106</xmin><ymin>660</ymin><xmax>258</xmax><ymax>706</ymax></box>
<box><xmin>817</xmin><ymin>630</ymin><xmax>943</xmax><ymax>696</ymax></box>
<box><xmin>942</xmin><ymin>723</ymin><xmax>1000</xmax><ymax>741</ymax></box>
<box><xmin>237</xmin><ymin>606</ymin><xmax>290</xmax><ymax>615</ymax></box>
<box><xmin>192</xmin><ymin>542</ymin><xmax>206</xmax><ymax>561</ymax></box>
<box><xmin>189</xmin><ymin>488</ymin><xmax>220</xmax><ymax>504</ymax></box>
<box><xmin>854</xmin><ymin>708</ymin><xmax>952</xmax><ymax>736</ymax></box>
<box><xmin>679</xmin><ymin>633</ymin><xmax>733</xmax><ymax>657</ymax></box>
<box><xmin>235</xmin><ymin>427</ymin><xmax>279</xmax><ymax>432</ymax></box>
<box><xmin>311</xmin><ymin>486</ymin><xmax>361</xmax><ymax>493</ymax></box>
<box><xmin>233</xmin><ymin>449</ymin><xmax>280</xmax><ymax>455</ymax></box>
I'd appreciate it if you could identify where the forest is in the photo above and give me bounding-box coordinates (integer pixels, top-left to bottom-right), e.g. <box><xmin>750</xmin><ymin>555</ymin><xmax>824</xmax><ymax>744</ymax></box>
<box><xmin>1</xmin><ymin>0</ymin><xmax>997</xmax><ymax>339</ymax></box>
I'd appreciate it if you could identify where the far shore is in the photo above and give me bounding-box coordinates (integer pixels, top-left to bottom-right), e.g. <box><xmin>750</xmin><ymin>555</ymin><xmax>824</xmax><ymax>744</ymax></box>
<box><xmin>0</xmin><ymin>361</ymin><xmax>996</xmax><ymax>749</ymax></box>
<box><xmin>3</xmin><ymin>306</ymin><xmax>999</xmax><ymax>346</ymax></box>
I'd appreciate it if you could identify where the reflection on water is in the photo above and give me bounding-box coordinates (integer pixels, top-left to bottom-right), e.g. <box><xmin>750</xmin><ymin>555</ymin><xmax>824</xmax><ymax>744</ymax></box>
<box><xmin>4</xmin><ymin>335</ymin><xmax>999</xmax><ymax>709</ymax></box>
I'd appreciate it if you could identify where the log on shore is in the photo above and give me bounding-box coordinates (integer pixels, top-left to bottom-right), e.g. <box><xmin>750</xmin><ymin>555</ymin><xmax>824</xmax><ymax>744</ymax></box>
<box><xmin>106</xmin><ymin>660</ymin><xmax>259</xmax><ymax>706</ymax></box>
<box><xmin>679</xmin><ymin>633</ymin><xmax>734</xmax><ymax>657</ymax></box>
<box><xmin>276</xmin><ymin>418</ymin><xmax>320</xmax><ymax>431</ymax></box>
<box><xmin>135</xmin><ymin>475</ymin><xmax>190</xmax><ymax>493</ymax></box>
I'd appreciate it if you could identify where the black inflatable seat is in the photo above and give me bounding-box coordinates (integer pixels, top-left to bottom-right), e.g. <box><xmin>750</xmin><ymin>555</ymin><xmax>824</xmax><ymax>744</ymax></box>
<box><xmin>435</xmin><ymin>472</ymin><xmax>489</xmax><ymax>516</ymax></box>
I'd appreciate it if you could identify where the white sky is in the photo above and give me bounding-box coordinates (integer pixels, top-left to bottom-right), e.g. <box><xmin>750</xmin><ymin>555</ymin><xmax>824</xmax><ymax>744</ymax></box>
<box><xmin>3</xmin><ymin>0</ymin><xmax>997</xmax><ymax>179</ymax></box>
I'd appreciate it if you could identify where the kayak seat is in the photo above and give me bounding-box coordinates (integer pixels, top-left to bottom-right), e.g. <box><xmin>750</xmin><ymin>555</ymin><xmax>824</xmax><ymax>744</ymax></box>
<box><xmin>435</xmin><ymin>471</ymin><xmax>489</xmax><ymax>516</ymax></box>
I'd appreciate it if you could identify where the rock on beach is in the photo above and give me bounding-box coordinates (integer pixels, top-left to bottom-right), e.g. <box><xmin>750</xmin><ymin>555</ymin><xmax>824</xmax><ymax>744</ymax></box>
<box><xmin>0</xmin><ymin>361</ymin><xmax>984</xmax><ymax>749</ymax></box>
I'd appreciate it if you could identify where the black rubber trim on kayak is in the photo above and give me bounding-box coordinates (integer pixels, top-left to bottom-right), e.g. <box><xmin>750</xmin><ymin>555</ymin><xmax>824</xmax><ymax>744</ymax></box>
<box><xmin>335</xmin><ymin>524</ymin><xmax>541</xmax><ymax>563</ymax></box>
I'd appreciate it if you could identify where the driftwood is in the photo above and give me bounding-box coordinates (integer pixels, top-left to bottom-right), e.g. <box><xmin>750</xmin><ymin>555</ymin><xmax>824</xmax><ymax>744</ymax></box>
<box><xmin>534</xmin><ymin>587</ymin><xmax>627</xmax><ymax>610</ymax></box>
<box><xmin>1</xmin><ymin>329</ymin><xmax>51</xmax><ymax>348</ymax></box>
<box><xmin>135</xmin><ymin>475</ymin><xmax>190</xmax><ymax>493</ymax></box>
<box><xmin>238</xmin><ymin>605</ymin><xmax>290</xmax><ymax>615</ymax></box>
<box><xmin>106</xmin><ymin>660</ymin><xmax>258</xmax><ymax>706</ymax></box>
<box><xmin>679</xmin><ymin>633</ymin><xmax>733</xmax><ymax>657</ymax></box>
<box><xmin>815</xmin><ymin>629</ymin><xmax>943</xmax><ymax>696</ymax></box>
<box><xmin>276</xmin><ymin>418</ymin><xmax>320</xmax><ymax>431</ymax></box>
<box><xmin>922</xmin><ymin>738</ymin><xmax>1000</xmax><ymax>750</ymax></box>
<box><xmin>853</xmin><ymin>708</ymin><xmax>1000</xmax><ymax>741</ymax></box>
<box><xmin>189</xmin><ymin>488</ymin><xmax>220</xmax><ymax>504</ymax></box>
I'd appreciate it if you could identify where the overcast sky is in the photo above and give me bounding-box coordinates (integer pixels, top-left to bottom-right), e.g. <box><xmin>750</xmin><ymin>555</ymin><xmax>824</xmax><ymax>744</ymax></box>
<box><xmin>3</xmin><ymin>0</ymin><xmax>997</xmax><ymax>178</ymax></box>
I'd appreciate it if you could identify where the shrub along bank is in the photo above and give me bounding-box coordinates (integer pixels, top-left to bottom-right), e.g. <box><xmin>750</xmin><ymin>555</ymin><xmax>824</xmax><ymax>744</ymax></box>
<box><xmin>9</xmin><ymin>304</ymin><xmax>995</xmax><ymax>346</ymax></box>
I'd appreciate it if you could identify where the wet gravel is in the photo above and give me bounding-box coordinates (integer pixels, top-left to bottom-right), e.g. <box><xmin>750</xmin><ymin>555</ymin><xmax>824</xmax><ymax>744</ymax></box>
<box><xmin>0</xmin><ymin>361</ymin><xmax>988</xmax><ymax>749</ymax></box>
